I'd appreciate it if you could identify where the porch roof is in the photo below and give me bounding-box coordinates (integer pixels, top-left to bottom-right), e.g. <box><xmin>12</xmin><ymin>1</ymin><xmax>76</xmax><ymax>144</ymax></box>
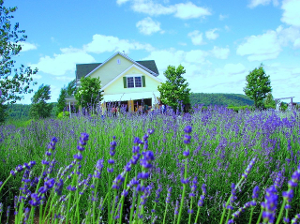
<box><xmin>102</xmin><ymin>91</ymin><xmax>160</xmax><ymax>104</ymax></box>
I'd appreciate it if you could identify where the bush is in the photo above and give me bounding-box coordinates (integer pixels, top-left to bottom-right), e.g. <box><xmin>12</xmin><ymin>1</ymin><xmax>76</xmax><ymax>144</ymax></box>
<box><xmin>57</xmin><ymin>111</ymin><xmax>70</xmax><ymax>119</ymax></box>
<box><xmin>227</xmin><ymin>105</ymin><xmax>253</xmax><ymax>112</ymax></box>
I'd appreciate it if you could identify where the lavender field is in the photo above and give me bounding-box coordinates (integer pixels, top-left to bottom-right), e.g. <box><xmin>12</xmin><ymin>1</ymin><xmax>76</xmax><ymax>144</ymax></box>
<box><xmin>1</xmin><ymin>106</ymin><xmax>300</xmax><ymax>224</ymax></box>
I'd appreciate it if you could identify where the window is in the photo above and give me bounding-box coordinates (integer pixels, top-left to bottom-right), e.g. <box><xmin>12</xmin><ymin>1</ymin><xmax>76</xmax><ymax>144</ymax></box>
<box><xmin>123</xmin><ymin>75</ymin><xmax>145</xmax><ymax>88</ymax></box>
<box><xmin>127</xmin><ymin>77</ymin><xmax>134</xmax><ymax>88</ymax></box>
<box><xmin>134</xmin><ymin>77</ymin><xmax>142</xmax><ymax>87</ymax></box>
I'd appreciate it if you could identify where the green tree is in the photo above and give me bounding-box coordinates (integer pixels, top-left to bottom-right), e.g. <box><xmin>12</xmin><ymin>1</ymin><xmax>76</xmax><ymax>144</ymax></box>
<box><xmin>56</xmin><ymin>87</ymin><xmax>67</xmax><ymax>116</ymax></box>
<box><xmin>264</xmin><ymin>92</ymin><xmax>276</xmax><ymax>109</ymax></box>
<box><xmin>157</xmin><ymin>65</ymin><xmax>191</xmax><ymax>111</ymax></box>
<box><xmin>55</xmin><ymin>79</ymin><xmax>76</xmax><ymax>116</ymax></box>
<box><xmin>29</xmin><ymin>85</ymin><xmax>52</xmax><ymax>119</ymax></box>
<box><xmin>0</xmin><ymin>0</ymin><xmax>38</xmax><ymax>123</ymax></box>
<box><xmin>66</xmin><ymin>79</ymin><xmax>76</xmax><ymax>96</ymax></box>
<box><xmin>74</xmin><ymin>77</ymin><xmax>103</xmax><ymax>109</ymax></box>
<box><xmin>243</xmin><ymin>64</ymin><xmax>272</xmax><ymax>108</ymax></box>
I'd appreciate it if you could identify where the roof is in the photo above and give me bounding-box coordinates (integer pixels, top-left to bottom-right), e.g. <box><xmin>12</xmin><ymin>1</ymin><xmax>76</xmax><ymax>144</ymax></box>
<box><xmin>76</xmin><ymin>53</ymin><xmax>159</xmax><ymax>80</ymax></box>
<box><xmin>76</xmin><ymin>63</ymin><xmax>101</xmax><ymax>81</ymax></box>
<box><xmin>136</xmin><ymin>60</ymin><xmax>159</xmax><ymax>75</ymax></box>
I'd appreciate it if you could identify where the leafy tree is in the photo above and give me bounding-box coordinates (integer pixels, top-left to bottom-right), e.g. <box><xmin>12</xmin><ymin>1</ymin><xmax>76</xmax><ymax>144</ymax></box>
<box><xmin>0</xmin><ymin>0</ymin><xmax>38</xmax><ymax>123</ymax></box>
<box><xmin>56</xmin><ymin>88</ymin><xmax>67</xmax><ymax>116</ymax></box>
<box><xmin>243</xmin><ymin>64</ymin><xmax>272</xmax><ymax>108</ymax></box>
<box><xmin>279</xmin><ymin>102</ymin><xmax>288</xmax><ymax>112</ymax></box>
<box><xmin>29</xmin><ymin>85</ymin><xmax>52</xmax><ymax>119</ymax></box>
<box><xmin>66</xmin><ymin>79</ymin><xmax>76</xmax><ymax>96</ymax></box>
<box><xmin>264</xmin><ymin>92</ymin><xmax>276</xmax><ymax>109</ymax></box>
<box><xmin>74</xmin><ymin>77</ymin><xmax>103</xmax><ymax>109</ymax></box>
<box><xmin>157</xmin><ymin>65</ymin><xmax>191</xmax><ymax>111</ymax></box>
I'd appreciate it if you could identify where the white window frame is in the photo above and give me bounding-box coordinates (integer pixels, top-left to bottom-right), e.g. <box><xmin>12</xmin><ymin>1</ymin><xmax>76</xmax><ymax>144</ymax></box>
<box><xmin>125</xmin><ymin>74</ymin><xmax>143</xmax><ymax>88</ymax></box>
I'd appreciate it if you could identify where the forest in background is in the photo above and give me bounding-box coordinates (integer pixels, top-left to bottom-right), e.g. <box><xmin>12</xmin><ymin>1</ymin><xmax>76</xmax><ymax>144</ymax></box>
<box><xmin>5</xmin><ymin>93</ymin><xmax>253</xmax><ymax>121</ymax></box>
<box><xmin>190</xmin><ymin>93</ymin><xmax>254</xmax><ymax>106</ymax></box>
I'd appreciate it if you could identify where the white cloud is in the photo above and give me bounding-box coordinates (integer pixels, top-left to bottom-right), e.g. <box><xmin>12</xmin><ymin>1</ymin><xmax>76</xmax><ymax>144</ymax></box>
<box><xmin>185</xmin><ymin>50</ymin><xmax>208</xmax><ymax>64</ymax></box>
<box><xmin>55</xmin><ymin>76</ymin><xmax>74</xmax><ymax>81</ymax></box>
<box><xmin>224</xmin><ymin>25</ymin><xmax>230</xmax><ymax>32</ymax></box>
<box><xmin>219</xmin><ymin>14</ymin><xmax>228</xmax><ymax>21</ymax></box>
<box><xmin>210</xmin><ymin>46</ymin><xmax>230</xmax><ymax>59</ymax></box>
<box><xmin>294</xmin><ymin>38</ymin><xmax>300</xmax><ymax>48</ymax></box>
<box><xmin>136</xmin><ymin>17</ymin><xmax>163</xmax><ymax>35</ymax></box>
<box><xmin>248</xmin><ymin>0</ymin><xmax>279</xmax><ymax>8</ymax></box>
<box><xmin>173</xmin><ymin>2</ymin><xmax>211</xmax><ymax>19</ymax></box>
<box><xmin>205</xmin><ymin>28</ymin><xmax>219</xmax><ymax>40</ymax></box>
<box><xmin>131</xmin><ymin>0</ymin><xmax>175</xmax><ymax>16</ymax></box>
<box><xmin>31</xmin><ymin>47</ymin><xmax>95</xmax><ymax>76</ymax></box>
<box><xmin>116</xmin><ymin>0</ymin><xmax>130</xmax><ymax>5</ymax></box>
<box><xmin>224</xmin><ymin>63</ymin><xmax>246</xmax><ymax>75</ymax></box>
<box><xmin>32</xmin><ymin>73</ymin><xmax>42</xmax><ymax>80</ymax></box>
<box><xmin>121</xmin><ymin>0</ymin><xmax>211</xmax><ymax>19</ymax></box>
<box><xmin>236</xmin><ymin>30</ymin><xmax>281</xmax><ymax>61</ymax></box>
<box><xmin>276</xmin><ymin>25</ymin><xmax>300</xmax><ymax>46</ymax></box>
<box><xmin>188</xmin><ymin>30</ymin><xmax>206</xmax><ymax>45</ymax></box>
<box><xmin>20</xmin><ymin>42</ymin><xmax>37</xmax><ymax>52</ymax></box>
<box><xmin>281</xmin><ymin>0</ymin><xmax>300</xmax><ymax>27</ymax></box>
<box><xmin>83</xmin><ymin>34</ymin><xmax>154</xmax><ymax>53</ymax></box>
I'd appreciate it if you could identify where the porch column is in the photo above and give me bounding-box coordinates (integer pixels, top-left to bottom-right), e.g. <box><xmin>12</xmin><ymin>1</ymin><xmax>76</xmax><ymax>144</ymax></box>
<box><xmin>69</xmin><ymin>102</ymin><xmax>71</xmax><ymax>118</ymax></box>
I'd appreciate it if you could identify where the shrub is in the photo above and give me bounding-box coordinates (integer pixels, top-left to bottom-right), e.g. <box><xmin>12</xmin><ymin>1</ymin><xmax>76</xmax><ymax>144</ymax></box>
<box><xmin>57</xmin><ymin>111</ymin><xmax>70</xmax><ymax>119</ymax></box>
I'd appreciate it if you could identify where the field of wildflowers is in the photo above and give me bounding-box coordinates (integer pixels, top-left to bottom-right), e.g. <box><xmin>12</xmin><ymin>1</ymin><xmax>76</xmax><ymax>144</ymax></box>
<box><xmin>0</xmin><ymin>106</ymin><xmax>300</xmax><ymax>223</ymax></box>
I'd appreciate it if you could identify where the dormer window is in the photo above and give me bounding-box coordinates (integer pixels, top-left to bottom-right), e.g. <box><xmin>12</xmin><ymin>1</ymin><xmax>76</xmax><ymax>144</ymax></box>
<box><xmin>123</xmin><ymin>75</ymin><xmax>145</xmax><ymax>88</ymax></box>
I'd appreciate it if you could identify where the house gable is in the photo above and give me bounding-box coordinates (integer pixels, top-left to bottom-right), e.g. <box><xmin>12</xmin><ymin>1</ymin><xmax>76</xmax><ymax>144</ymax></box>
<box><xmin>102</xmin><ymin>64</ymin><xmax>161</xmax><ymax>95</ymax></box>
<box><xmin>85</xmin><ymin>54</ymin><xmax>133</xmax><ymax>87</ymax></box>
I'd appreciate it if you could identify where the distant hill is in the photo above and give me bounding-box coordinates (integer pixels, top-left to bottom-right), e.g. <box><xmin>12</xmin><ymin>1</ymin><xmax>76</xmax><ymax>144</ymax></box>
<box><xmin>6</xmin><ymin>102</ymin><xmax>58</xmax><ymax>121</ymax></box>
<box><xmin>190</xmin><ymin>93</ymin><xmax>254</xmax><ymax>106</ymax></box>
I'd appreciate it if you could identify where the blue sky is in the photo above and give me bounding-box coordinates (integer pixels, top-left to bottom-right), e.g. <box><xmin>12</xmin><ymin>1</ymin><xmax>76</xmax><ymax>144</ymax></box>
<box><xmin>5</xmin><ymin>0</ymin><xmax>300</xmax><ymax>104</ymax></box>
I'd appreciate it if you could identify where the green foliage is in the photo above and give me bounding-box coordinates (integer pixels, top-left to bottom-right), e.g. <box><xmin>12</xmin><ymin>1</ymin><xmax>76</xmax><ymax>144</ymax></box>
<box><xmin>264</xmin><ymin>93</ymin><xmax>276</xmax><ymax>109</ymax></box>
<box><xmin>74</xmin><ymin>77</ymin><xmax>103</xmax><ymax>108</ymax></box>
<box><xmin>56</xmin><ymin>88</ymin><xmax>67</xmax><ymax>116</ymax></box>
<box><xmin>157</xmin><ymin>65</ymin><xmax>191</xmax><ymax>110</ymax></box>
<box><xmin>6</xmin><ymin>104</ymin><xmax>30</xmax><ymax>120</ymax></box>
<box><xmin>243</xmin><ymin>64</ymin><xmax>272</xmax><ymax>108</ymax></box>
<box><xmin>57</xmin><ymin>111</ymin><xmax>70</xmax><ymax>119</ymax></box>
<box><xmin>66</xmin><ymin>79</ymin><xmax>76</xmax><ymax>96</ymax></box>
<box><xmin>279</xmin><ymin>102</ymin><xmax>288</xmax><ymax>111</ymax></box>
<box><xmin>0</xmin><ymin>0</ymin><xmax>38</xmax><ymax>123</ymax></box>
<box><xmin>0</xmin><ymin>104</ymin><xmax>8</xmax><ymax>124</ymax></box>
<box><xmin>29</xmin><ymin>85</ymin><xmax>52</xmax><ymax>119</ymax></box>
<box><xmin>190</xmin><ymin>93</ymin><xmax>254</xmax><ymax>106</ymax></box>
<box><xmin>227</xmin><ymin>105</ymin><xmax>253</xmax><ymax>112</ymax></box>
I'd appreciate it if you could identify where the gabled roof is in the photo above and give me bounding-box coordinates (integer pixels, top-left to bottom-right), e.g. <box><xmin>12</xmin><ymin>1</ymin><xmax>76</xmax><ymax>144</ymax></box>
<box><xmin>101</xmin><ymin>64</ymin><xmax>162</xmax><ymax>91</ymax></box>
<box><xmin>75</xmin><ymin>52</ymin><xmax>159</xmax><ymax>80</ymax></box>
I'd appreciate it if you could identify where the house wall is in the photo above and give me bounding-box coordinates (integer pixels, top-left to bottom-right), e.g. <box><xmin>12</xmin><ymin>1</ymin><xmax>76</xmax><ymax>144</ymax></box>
<box><xmin>104</xmin><ymin>66</ymin><xmax>161</xmax><ymax>95</ymax></box>
<box><xmin>90</xmin><ymin>54</ymin><xmax>133</xmax><ymax>87</ymax></box>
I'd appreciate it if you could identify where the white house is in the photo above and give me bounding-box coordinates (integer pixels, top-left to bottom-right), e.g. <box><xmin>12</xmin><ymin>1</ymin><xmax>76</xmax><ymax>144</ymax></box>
<box><xmin>65</xmin><ymin>52</ymin><xmax>162</xmax><ymax>112</ymax></box>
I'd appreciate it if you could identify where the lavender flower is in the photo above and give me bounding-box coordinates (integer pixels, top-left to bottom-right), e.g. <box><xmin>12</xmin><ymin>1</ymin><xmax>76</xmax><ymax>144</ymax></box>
<box><xmin>55</xmin><ymin>179</ymin><xmax>64</xmax><ymax>195</ymax></box>
<box><xmin>166</xmin><ymin>187</ymin><xmax>172</xmax><ymax>204</ymax></box>
<box><xmin>47</xmin><ymin>137</ymin><xmax>58</xmax><ymax>151</ymax></box>
<box><xmin>184</xmin><ymin>125</ymin><xmax>192</xmax><ymax>133</ymax></box>
<box><xmin>112</xmin><ymin>174</ymin><xmax>125</xmax><ymax>190</ymax></box>
<box><xmin>29</xmin><ymin>193</ymin><xmax>41</xmax><ymax>206</ymax></box>
<box><xmin>227</xmin><ymin>183</ymin><xmax>237</xmax><ymax>210</ymax></box>
<box><xmin>291</xmin><ymin>214</ymin><xmax>300</xmax><ymax>223</ymax></box>
<box><xmin>94</xmin><ymin>159</ymin><xmax>104</xmax><ymax>178</ymax></box>
<box><xmin>77</xmin><ymin>133</ymin><xmax>89</xmax><ymax>151</ymax></box>
<box><xmin>174</xmin><ymin>200</ymin><xmax>179</xmax><ymax>215</ymax></box>
<box><xmin>189</xmin><ymin>176</ymin><xmax>197</xmax><ymax>197</ymax></box>
<box><xmin>261</xmin><ymin>185</ymin><xmax>278</xmax><ymax>223</ymax></box>
<box><xmin>242</xmin><ymin>157</ymin><xmax>256</xmax><ymax>179</ymax></box>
